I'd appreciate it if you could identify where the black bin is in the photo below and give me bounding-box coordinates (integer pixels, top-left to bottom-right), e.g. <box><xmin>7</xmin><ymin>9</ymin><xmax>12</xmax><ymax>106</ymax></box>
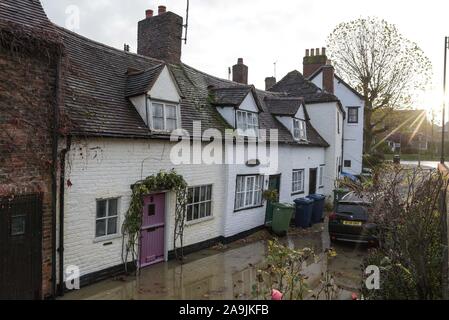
<box><xmin>293</xmin><ymin>197</ymin><xmax>314</xmax><ymax>229</ymax></box>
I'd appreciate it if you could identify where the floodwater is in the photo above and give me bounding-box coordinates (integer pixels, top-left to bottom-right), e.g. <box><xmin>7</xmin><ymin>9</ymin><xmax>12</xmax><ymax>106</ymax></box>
<box><xmin>62</xmin><ymin>223</ymin><xmax>365</xmax><ymax>300</ymax></box>
<box><xmin>400</xmin><ymin>160</ymin><xmax>440</xmax><ymax>169</ymax></box>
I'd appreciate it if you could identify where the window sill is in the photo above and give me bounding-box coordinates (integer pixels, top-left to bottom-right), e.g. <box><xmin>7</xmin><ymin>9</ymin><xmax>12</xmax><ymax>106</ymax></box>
<box><xmin>234</xmin><ymin>204</ymin><xmax>264</xmax><ymax>213</ymax></box>
<box><xmin>150</xmin><ymin>129</ymin><xmax>178</xmax><ymax>134</ymax></box>
<box><xmin>291</xmin><ymin>191</ymin><xmax>305</xmax><ymax>196</ymax></box>
<box><xmin>93</xmin><ymin>234</ymin><xmax>121</xmax><ymax>244</ymax></box>
<box><xmin>236</xmin><ymin>134</ymin><xmax>260</xmax><ymax>139</ymax></box>
<box><xmin>186</xmin><ymin>216</ymin><xmax>214</xmax><ymax>226</ymax></box>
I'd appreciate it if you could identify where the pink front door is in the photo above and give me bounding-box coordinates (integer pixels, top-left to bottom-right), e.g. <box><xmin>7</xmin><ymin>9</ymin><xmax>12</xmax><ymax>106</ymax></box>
<box><xmin>139</xmin><ymin>193</ymin><xmax>165</xmax><ymax>267</ymax></box>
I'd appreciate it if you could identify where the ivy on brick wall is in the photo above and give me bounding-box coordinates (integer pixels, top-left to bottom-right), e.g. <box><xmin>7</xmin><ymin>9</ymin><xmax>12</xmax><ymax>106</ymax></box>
<box><xmin>122</xmin><ymin>170</ymin><xmax>188</xmax><ymax>272</ymax></box>
<box><xmin>0</xmin><ymin>22</ymin><xmax>72</xmax><ymax>197</ymax></box>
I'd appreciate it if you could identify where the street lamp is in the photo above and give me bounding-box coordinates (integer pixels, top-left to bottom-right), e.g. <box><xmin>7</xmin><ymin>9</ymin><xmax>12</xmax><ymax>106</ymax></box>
<box><xmin>441</xmin><ymin>36</ymin><xmax>449</xmax><ymax>164</ymax></box>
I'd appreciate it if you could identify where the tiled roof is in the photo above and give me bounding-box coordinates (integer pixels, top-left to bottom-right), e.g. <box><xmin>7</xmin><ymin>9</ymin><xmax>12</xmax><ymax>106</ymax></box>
<box><xmin>269</xmin><ymin>70</ymin><xmax>340</xmax><ymax>104</ymax></box>
<box><xmin>125</xmin><ymin>64</ymin><xmax>165</xmax><ymax>98</ymax></box>
<box><xmin>307</xmin><ymin>66</ymin><xmax>364</xmax><ymax>100</ymax></box>
<box><xmin>168</xmin><ymin>64</ymin><xmax>328</xmax><ymax>146</ymax></box>
<box><xmin>58</xmin><ymin>27</ymin><xmax>162</xmax><ymax>138</ymax></box>
<box><xmin>0</xmin><ymin>0</ymin><xmax>59</xmax><ymax>39</ymax></box>
<box><xmin>58</xmin><ymin>27</ymin><xmax>328</xmax><ymax>146</ymax></box>
<box><xmin>210</xmin><ymin>86</ymin><xmax>252</xmax><ymax>106</ymax></box>
<box><xmin>265</xmin><ymin>97</ymin><xmax>304</xmax><ymax>117</ymax></box>
<box><xmin>1</xmin><ymin>1</ymin><xmax>329</xmax><ymax>148</ymax></box>
<box><xmin>255</xmin><ymin>90</ymin><xmax>328</xmax><ymax>147</ymax></box>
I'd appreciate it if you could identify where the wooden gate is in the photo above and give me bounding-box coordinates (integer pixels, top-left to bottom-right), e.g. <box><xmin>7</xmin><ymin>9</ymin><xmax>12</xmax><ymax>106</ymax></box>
<box><xmin>0</xmin><ymin>194</ymin><xmax>42</xmax><ymax>300</ymax></box>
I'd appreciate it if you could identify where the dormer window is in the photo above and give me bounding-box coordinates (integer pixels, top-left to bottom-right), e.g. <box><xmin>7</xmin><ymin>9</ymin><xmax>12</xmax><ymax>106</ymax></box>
<box><xmin>293</xmin><ymin>119</ymin><xmax>307</xmax><ymax>141</ymax></box>
<box><xmin>150</xmin><ymin>101</ymin><xmax>179</xmax><ymax>132</ymax></box>
<box><xmin>236</xmin><ymin>110</ymin><xmax>259</xmax><ymax>137</ymax></box>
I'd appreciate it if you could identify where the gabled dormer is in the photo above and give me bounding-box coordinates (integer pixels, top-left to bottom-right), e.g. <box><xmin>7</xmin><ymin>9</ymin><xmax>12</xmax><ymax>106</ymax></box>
<box><xmin>266</xmin><ymin>97</ymin><xmax>308</xmax><ymax>142</ymax></box>
<box><xmin>126</xmin><ymin>64</ymin><xmax>183</xmax><ymax>133</ymax></box>
<box><xmin>210</xmin><ymin>86</ymin><xmax>262</xmax><ymax>137</ymax></box>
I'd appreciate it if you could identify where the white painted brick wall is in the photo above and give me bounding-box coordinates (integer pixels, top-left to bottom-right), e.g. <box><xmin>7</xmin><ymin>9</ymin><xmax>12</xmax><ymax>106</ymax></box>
<box><xmin>223</xmin><ymin>144</ymin><xmax>326</xmax><ymax>237</ymax></box>
<box><xmin>306</xmin><ymin>102</ymin><xmax>343</xmax><ymax>197</ymax></box>
<box><xmin>64</xmin><ymin>137</ymin><xmax>225</xmax><ymax>277</ymax></box>
<box><xmin>311</xmin><ymin>74</ymin><xmax>364</xmax><ymax>176</ymax></box>
<box><xmin>64</xmin><ymin>137</ymin><xmax>327</xmax><ymax>277</ymax></box>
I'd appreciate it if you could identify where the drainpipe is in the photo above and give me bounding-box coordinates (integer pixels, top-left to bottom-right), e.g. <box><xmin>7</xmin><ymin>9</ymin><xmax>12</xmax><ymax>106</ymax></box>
<box><xmin>341</xmin><ymin>109</ymin><xmax>345</xmax><ymax>173</ymax></box>
<box><xmin>58</xmin><ymin>136</ymin><xmax>71</xmax><ymax>297</ymax></box>
<box><xmin>145</xmin><ymin>94</ymin><xmax>150</xmax><ymax>127</ymax></box>
<box><xmin>51</xmin><ymin>56</ymin><xmax>62</xmax><ymax>298</ymax></box>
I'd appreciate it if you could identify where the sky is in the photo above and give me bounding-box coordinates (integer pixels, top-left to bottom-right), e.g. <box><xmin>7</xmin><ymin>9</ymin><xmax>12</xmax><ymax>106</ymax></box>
<box><xmin>41</xmin><ymin>0</ymin><xmax>449</xmax><ymax>117</ymax></box>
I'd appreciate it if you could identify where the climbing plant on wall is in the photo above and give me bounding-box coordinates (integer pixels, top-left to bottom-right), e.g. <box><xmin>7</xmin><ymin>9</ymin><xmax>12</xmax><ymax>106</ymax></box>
<box><xmin>122</xmin><ymin>170</ymin><xmax>188</xmax><ymax>272</ymax></box>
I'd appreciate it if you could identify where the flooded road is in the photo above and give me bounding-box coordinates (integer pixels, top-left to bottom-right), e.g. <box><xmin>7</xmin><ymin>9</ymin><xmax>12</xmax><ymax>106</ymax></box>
<box><xmin>400</xmin><ymin>160</ymin><xmax>439</xmax><ymax>169</ymax></box>
<box><xmin>62</xmin><ymin>223</ymin><xmax>365</xmax><ymax>300</ymax></box>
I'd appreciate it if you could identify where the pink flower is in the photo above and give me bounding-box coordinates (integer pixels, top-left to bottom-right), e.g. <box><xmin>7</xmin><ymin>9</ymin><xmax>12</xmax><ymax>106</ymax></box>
<box><xmin>271</xmin><ymin>289</ymin><xmax>283</xmax><ymax>300</ymax></box>
<box><xmin>351</xmin><ymin>293</ymin><xmax>358</xmax><ymax>300</ymax></box>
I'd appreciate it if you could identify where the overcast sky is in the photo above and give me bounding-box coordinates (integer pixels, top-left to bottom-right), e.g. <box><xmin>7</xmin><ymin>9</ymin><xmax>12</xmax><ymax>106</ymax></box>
<box><xmin>41</xmin><ymin>0</ymin><xmax>449</xmax><ymax>112</ymax></box>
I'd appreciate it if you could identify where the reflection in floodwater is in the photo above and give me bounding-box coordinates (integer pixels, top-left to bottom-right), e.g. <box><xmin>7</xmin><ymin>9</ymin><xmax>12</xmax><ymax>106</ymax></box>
<box><xmin>63</xmin><ymin>224</ymin><xmax>365</xmax><ymax>300</ymax></box>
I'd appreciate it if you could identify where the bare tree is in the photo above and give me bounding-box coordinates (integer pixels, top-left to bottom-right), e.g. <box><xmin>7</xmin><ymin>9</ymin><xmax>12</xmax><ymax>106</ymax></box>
<box><xmin>326</xmin><ymin>17</ymin><xmax>432</xmax><ymax>153</ymax></box>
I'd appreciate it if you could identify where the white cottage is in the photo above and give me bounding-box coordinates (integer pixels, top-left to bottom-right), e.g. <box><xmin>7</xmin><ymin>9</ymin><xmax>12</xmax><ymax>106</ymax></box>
<box><xmin>48</xmin><ymin>6</ymin><xmax>339</xmax><ymax>290</ymax></box>
<box><xmin>268</xmin><ymin>70</ymin><xmax>345</xmax><ymax>197</ymax></box>
<box><xmin>305</xmin><ymin>49</ymin><xmax>365</xmax><ymax>176</ymax></box>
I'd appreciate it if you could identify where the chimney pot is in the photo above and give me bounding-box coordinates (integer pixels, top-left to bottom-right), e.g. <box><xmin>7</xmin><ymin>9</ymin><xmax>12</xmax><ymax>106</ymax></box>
<box><xmin>303</xmin><ymin>46</ymin><xmax>328</xmax><ymax>78</ymax></box>
<box><xmin>238</xmin><ymin>58</ymin><xmax>244</xmax><ymax>65</ymax></box>
<box><xmin>305</xmin><ymin>49</ymin><xmax>309</xmax><ymax>57</ymax></box>
<box><xmin>145</xmin><ymin>9</ymin><xmax>154</xmax><ymax>18</ymax></box>
<box><xmin>158</xmin><ymin>5</ymin><xmax>167</xmax><ymax>15</ymax></box>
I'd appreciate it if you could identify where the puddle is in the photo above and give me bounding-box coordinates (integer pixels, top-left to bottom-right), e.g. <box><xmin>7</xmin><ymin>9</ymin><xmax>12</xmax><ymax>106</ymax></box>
<box><xmin>62</xmin><ymin>224</ymin><xmax>365</xmax><ymax>300</ymax></box>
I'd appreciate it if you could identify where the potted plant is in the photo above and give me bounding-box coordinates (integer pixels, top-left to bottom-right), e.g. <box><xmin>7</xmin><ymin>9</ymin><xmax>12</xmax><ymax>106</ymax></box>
<box><xmin>263</xmin><ymin>189</ymin><xmax>279</xmax><ymax>203</ymax></box>
<box><xmin>263</xmin><ymin>189</ymin><xmax>279</xmax><ymax>226</ymax></box>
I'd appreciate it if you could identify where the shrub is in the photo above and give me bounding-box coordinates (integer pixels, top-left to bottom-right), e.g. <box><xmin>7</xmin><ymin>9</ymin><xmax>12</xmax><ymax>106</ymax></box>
<box><xmin>363</xmin><ymin>153</ymin><xmax>385</xmax><ymax>169</ymax></box>
<box><xmin>352</xmin><ymin>165</ymin><xmax>448</xmax><ymax>300</ymax></box>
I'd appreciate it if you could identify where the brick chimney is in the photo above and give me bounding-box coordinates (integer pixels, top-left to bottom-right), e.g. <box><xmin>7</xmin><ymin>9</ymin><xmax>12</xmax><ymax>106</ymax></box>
<box><xmin>303</xmin><ymin>47</ymin><xmax>327</xmax><ymax>78</ymax></box>
<box><xmin>232</xmin><ymin>58</ymin><xmax>248</xmax><ymax>84</ymax></box>
<box><xmin>322</xmin><ymin>60</ymin><xmax>335</xmax><ymax>94</ymax></box>
<box><xmin>137</xmin><ymin>6</ymin><xmax>183</xmax><ymax>64</ymax></box>
<box><xmin>265</xmin><ymin>77</ymin><xmax>276</xmax><ymax>91</ymax></box>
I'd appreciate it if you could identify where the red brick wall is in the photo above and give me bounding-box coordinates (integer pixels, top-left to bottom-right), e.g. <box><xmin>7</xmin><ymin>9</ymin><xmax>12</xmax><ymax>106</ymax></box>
<box><xmin>0</xmin><ymin>46</ymin><xmax>57</xmax><ymax>299</ymax></box>
<box><xmin>303</xmin><ymin>55</ymin><xmax>327</xmax><ymax>78</ymax></box>
<box><xmin>137</xmin><ymin>11</ymin><xmax>183</xmax><ymax>64</ymax></box>
<box><xmin>322</xmin><ymin>65</ymin><xmax>335</xmax><ymax>94</ymax></box>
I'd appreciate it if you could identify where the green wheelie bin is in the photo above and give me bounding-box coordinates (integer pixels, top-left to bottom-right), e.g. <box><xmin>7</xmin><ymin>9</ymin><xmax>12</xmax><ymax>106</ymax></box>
<box><xmin>271</xmin><ymin>203</ymin><xmax>294</xmax><ymax>236</ymax></box>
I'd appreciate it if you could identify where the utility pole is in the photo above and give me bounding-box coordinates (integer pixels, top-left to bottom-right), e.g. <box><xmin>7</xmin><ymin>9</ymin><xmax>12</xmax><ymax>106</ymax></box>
<box><xmin>440</xmin><ymin>36</ymin><xmax>449</xmax><ymax>300</ymax></box>
<box><xmin>441</xmin><ymin>36</ymin><xmax>448</xmax><ymax>164</ymax></box>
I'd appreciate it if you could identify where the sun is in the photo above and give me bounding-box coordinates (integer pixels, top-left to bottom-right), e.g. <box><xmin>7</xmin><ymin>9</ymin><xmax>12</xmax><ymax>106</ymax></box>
<box><xmin>416</xmin><ymin>88</ymin><xmax>445</xmax><ymax>124</ymax></box>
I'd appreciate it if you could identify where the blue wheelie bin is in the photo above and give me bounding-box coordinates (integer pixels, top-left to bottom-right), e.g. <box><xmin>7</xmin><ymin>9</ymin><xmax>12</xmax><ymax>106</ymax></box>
<box><xmin>308</xmin><ymin>194</ymin><xmax>326</xmax><ymax>224</ymax></box>
<box><xmin>294</xmin><ymin>198</ymin><xmax>314</xmax><ymax>229</ymax></box>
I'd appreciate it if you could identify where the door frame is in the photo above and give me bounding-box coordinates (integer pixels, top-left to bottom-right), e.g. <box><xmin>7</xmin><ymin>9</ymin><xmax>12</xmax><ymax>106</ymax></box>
<box><xmin>268</xmin><ymin>174</ymin><xmax>281</xmax><ymax>197</ymax></box>
<box><xmin>309</xmin><ymin>168</ymin><xmax>318</xmax><ymax>195</ymax></box>
<box><xmin>265</xmin><ymin>174</ymin><xmax>281</xmax><ymax>224</ymax></box>
<box><xmin>139</xmin><ymin>191</ymin><xmax>169</xmax><ymax>268</ymax></box>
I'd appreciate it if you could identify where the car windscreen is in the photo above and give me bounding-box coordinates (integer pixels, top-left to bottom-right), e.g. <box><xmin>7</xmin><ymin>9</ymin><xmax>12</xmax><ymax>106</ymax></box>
<box><xmin>337</xmin><ymin>204</ymin><xmax>368</xmax><ymax>217</ymax></box>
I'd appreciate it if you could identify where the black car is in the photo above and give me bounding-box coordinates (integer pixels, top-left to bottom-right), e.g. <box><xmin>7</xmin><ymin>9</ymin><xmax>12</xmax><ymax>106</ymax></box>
<box><xmin>328</xmin><ymin>192</ymin><xmax>378</xmax><ymax>245</ymax></box>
